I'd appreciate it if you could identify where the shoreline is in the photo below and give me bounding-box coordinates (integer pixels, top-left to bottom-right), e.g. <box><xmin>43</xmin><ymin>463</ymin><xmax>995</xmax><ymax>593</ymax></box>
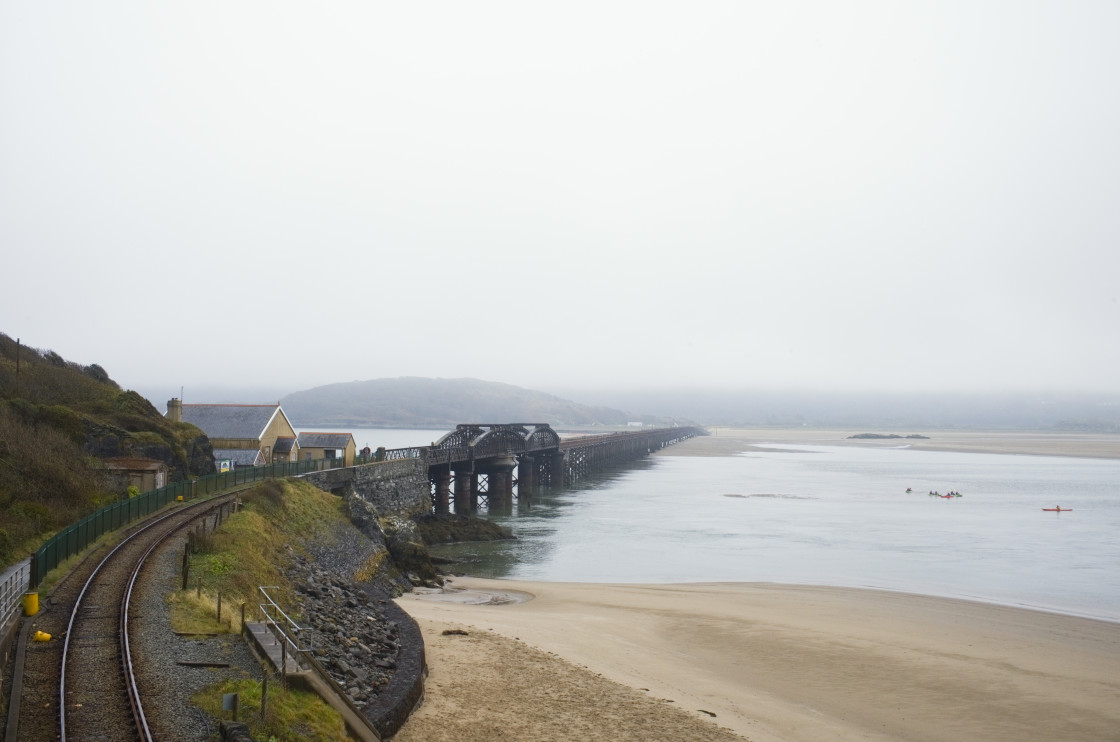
<box><xmin>393</xmin><ymin>429</ymin><xmax>1119</xmax><ymax>740</ymax></box>
<box><xmin>396</xmin><ymin>577</ymin><xmax>1120</xmax><ymax>742</ymax></box>
<box><xmin>668</xmin><ymin>427</ymin><xmax>1120</xmax><ymax>460</ymax></box>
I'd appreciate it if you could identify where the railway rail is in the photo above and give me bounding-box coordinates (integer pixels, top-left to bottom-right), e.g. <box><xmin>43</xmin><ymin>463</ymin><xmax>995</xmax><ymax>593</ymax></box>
<box><xmin>9</xmin><ymin>493</ymin><xmax>239</xmax><ymax>742</ymax></box>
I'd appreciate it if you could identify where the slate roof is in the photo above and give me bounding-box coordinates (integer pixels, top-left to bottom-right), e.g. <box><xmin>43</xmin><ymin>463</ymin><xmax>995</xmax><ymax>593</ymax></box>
<box><xmin>180</xmin><ymin>404</ymin><xmax>284</xmax><ymax>440</ymax></box>
<box><xmin>297</xmin><ymin>432</ymin><xmax>354</xmax><ymax>449</ymax></box>
<box><xmin>212</xmin><ymin>448</ymin><xmax>263</xmax><ymax>466</ymax></box>
<box><xmin>273</xmin><ymin>436</ymin><xmax>297</xmax><ymax>454</ymax></box>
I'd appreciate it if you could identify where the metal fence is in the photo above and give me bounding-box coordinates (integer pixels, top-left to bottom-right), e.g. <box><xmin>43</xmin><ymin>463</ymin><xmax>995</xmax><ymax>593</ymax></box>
<box><xmin>0</xmin><ymin>559</ymin><xmax>30</xmax><ymax>632</ymax></box>
<box><xmin>353</xmin><ymin>446</ymin><xmax>424</xmax><ymax>466</ymax></box>
<box><xmin>28</xmin><ymin>457</ymin><xmax>338</xmax><ymax>589</ymax></box>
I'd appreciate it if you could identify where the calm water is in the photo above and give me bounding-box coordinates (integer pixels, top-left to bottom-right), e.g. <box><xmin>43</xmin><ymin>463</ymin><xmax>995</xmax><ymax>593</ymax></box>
<box><xmin>431</xmin><ymin>443</ymin><xmax>1120</xmax><ymax>622</ymax></box>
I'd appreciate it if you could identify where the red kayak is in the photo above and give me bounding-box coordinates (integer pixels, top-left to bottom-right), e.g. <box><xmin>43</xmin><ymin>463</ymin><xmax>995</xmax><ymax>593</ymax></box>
<box><xmin>1042</xmin><ymin>508</ymin><xmax>1072</xmax><ymax>512</ymax></box>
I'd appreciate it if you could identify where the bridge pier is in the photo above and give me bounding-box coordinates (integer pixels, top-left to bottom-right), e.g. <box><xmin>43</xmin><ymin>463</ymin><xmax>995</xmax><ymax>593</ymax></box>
<box><xmin>549</xmin><ymin>451</ymin><xmax>567</xmax><ymax>487</ymax></box>
<box><xmin>517</xmin><ymin>455</ymin><xmax>535</xmax><ymax>497</ymax></box>
<box><xmin>452</xmin><ymin>466</ymin><xmax>473</xmax><ymax>514</ymax></box>
<box><xmin>433</xmin><ymin>466</ymin><xmax>452</xmax><ymax>514</ymax></box>
<box><xmin>485</xmin><ymin>456</ymin><xmax>516</xmax><ymax>513</ymax></box>
<box><xmin>487</xmin><ymin>470</ymin><xmax>512</xmax><ymax>512</ymax></box>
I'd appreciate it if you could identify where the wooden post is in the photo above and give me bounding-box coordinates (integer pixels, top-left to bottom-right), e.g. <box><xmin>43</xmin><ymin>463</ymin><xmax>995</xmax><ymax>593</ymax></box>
<box><xmin>232</xmin><ymin>692</ymin><xmax>239</xmax><ymax>722</ymax></box>
<box><xmin>260</xmin><ymin>676</ymin><xmax>268</xmax><ymax>719</ymax></box>
<box><xmin>280</xmin><ymin>638</ymin><xmax>287</xmax><ymax>685</ymax></box>
<box><xmin>217</xmin><ymin>593</ymin><xmax>222</xmax><ymax>623</ymax></box>
<box><xmin>240</xmin><ymin>602</ymin><xmax>246</xmax><ymax>633</ymax></box>
<box><xmin>181</xmin><ymin>542</ymin><xmax>190</xmax><ymax>591</ymax></box>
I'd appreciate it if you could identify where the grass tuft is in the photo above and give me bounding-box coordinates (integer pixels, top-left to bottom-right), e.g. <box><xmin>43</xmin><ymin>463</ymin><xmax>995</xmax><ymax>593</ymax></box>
<box><xmin>178</xmin><ymin>479</ymin><xmax>346</xmax><ymax>624</ymax></box>
<box><xmin>192</xmin><ymin>677</ymin><xmax>351</xmax><ymax>742</ymax></box>
<box><xmin>167</xmin><ymin>589</ymin><xmax>242</xmax><ymax>635</ymax></box>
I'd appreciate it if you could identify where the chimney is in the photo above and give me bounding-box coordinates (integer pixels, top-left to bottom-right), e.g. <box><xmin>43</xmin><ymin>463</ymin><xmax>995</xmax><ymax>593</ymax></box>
<box><xmin>167</xmin><ymin>398</ymin><xmax>182</xmax><ymax>422</ymax></box>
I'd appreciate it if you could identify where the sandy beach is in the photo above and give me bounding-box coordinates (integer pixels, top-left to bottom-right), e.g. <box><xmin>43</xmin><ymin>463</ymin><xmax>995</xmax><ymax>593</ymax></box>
<box><xmin>392</xmin><ymin>430</ymin><xmax>1120</xmax><ymax>741</ymax></box>
<box><xmin>396</xmin><ymin>579</ymin><xmax>1120</xmax><ymax>742</ymax></box>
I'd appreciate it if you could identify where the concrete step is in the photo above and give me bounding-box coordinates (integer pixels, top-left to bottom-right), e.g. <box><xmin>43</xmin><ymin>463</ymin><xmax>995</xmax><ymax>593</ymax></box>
<box><xmin>243</xmin><ymin>622</ymin><xmax>381</xmax><ymax>741</ymax></box>
<box><xmin>244</xmin><ymin>621</ymin><xmax>303</xmax><ymax>675</ymax></box>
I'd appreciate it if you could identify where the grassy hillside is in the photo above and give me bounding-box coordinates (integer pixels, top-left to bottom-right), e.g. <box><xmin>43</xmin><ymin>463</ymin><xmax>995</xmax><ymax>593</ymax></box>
<box><xmin>176</xmin><ymin>478</ymin><xmax>355</xmax><ymax>741</ymax></box>
<box><xmin>0</xmin><ymin>332</ymin><xmax>214</xmax><ymax>566</ymax></box>
<box><xmin>280</xmin><ymin>376</ymin><xmax>644</xmax><ymax>428</ymax></box>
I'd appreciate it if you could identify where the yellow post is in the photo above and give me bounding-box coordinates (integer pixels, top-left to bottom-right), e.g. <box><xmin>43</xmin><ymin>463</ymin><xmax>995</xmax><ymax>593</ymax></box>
<box><xmin>23</xmin><ymin>592</ymin><xmax>39</xmax><ymax>616</ymax></box>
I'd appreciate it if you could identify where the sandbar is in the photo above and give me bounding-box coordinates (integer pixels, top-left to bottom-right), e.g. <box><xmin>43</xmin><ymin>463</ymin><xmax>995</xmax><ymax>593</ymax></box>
<box><xmin>673</xmin><ymin>427</ymin><xmax>1120</xmax><ymax>459</ymax></box>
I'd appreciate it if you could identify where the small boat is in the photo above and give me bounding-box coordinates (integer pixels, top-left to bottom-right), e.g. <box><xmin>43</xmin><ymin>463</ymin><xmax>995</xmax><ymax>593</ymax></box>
<box><xmin>1042</xmin><ymin>507</ymin><xmax>1071</xmax><ymax>512</ymax></box>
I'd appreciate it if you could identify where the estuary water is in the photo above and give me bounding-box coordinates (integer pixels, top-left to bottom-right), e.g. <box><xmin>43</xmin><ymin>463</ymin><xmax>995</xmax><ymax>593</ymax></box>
<box><xmin>430</xmin><ymin>442</ymin><xmax>1120</xmax><ymax>622</ymax></box>
<box><xmin>301</xmin><ymin>427</ymin><xmax>1120</xmax><ymax>621</ymax></box>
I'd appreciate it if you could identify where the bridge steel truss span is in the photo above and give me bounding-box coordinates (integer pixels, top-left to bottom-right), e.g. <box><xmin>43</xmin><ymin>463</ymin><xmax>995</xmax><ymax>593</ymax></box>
<box><xmin>423</xmin><ymin>424</ymin><xmax>704</xmax><ymax>514</ymax></box>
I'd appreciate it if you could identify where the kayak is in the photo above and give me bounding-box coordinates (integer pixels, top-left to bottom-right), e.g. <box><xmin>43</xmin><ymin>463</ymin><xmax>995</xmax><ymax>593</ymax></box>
<box><xmin>1042</xmin><ymin>508</ymin><xmax>1071</xmax><ymax>512</ymax></box>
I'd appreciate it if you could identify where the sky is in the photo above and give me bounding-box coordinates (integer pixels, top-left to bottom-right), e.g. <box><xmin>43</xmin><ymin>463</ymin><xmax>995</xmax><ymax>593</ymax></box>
<box><xmin>2</xmin><ymin>1</ymin><xmax>1118</xmax><ymax>401</ymax></box>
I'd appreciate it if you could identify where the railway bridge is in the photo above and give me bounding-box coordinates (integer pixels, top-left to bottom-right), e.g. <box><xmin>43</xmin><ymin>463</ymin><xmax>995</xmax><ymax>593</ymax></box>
<box><xmin>421</xmin><ymin>423</ymin><xmax>703</xmax><ymax>512</ymax></box>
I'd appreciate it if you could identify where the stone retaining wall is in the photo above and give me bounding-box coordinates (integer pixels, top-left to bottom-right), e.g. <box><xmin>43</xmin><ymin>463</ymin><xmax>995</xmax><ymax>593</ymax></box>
<box><xmin>301</xmin><ymin>459</ymin><xmax>430</xmax><ymax>517</ymax></box>
<box><xmin>359</xmin><ymin>597</ymin><xmax>426</xmax><ymax>739</ymax></box>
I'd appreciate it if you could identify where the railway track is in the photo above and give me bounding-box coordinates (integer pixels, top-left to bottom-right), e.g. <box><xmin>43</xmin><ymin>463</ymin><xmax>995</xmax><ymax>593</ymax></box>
<box><xmin>10</xmin><ymin>494</ymin><xmax>238</xmax><ymax>742</ymax></box>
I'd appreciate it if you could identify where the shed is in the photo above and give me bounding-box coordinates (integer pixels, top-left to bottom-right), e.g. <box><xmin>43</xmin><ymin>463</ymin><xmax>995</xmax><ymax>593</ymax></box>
<box><xmin>297</xmin><ymin>432</ymin><xmax>357</xmax><ymax>467</ymax></box>
<box><xmin>104</xmin><ymin>457</ymin><xmax>168</xmax><ymax>494</ymax></box>
<box><xmin>273</xmin><ymin>436</ymin><xmax>298</xmax><ymax>462</ymax></box>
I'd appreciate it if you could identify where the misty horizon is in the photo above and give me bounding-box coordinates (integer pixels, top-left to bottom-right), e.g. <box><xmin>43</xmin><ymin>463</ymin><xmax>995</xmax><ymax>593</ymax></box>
<box><xmin>122</xmin><ymin>376</ymin><xmax>1120</xmax><ymax>433</ymax></box>
<box><xmin>3</xmin><ymin>3</ymin><xmax>1117</xmax><ymax>396</ymax></box>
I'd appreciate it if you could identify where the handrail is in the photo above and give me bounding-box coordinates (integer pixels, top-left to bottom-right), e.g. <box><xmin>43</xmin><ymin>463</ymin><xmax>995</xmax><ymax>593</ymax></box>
<box><xmin>258</xmin><ymin>585</ymin><xmax>307</xmax><ymax>660</ymax></box>
<box><xmin>257</xmin><ymin>586</ymin><xmax>383</xmax><ymax>740</ymax></box>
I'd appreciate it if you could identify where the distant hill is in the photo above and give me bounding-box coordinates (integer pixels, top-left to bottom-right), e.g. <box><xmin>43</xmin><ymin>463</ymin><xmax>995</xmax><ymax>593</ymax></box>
<box><xmin>279</xmin><ymin>377</ymin><xmax>644</xmax><ymax>428</ymax></box>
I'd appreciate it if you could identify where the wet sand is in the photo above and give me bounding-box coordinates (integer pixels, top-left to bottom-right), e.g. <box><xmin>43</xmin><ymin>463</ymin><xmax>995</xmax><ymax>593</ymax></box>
<box><xmin>392</xmin><ymin>430</ymin><xmax>1120</xmax><ymax>741</ymax></box>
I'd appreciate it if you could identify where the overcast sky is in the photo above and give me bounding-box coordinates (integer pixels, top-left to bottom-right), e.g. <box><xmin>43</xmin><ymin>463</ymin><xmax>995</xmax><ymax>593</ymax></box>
<box><xmin>2</xmin><ymin>1</ymin><xmax>1118</xmax><ymax>400</ymax></box>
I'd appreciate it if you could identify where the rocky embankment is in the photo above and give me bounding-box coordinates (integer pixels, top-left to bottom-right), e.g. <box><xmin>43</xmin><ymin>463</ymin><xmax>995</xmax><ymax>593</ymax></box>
<box><xmin>288</xmin><ymin>555</ymin><xmax>426</xmax><ymax>738</ymax></box>
<box><xmin>283</xmin><ymin>512</ymin><xmax>514</xmax><ymax>735</ymax></box>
